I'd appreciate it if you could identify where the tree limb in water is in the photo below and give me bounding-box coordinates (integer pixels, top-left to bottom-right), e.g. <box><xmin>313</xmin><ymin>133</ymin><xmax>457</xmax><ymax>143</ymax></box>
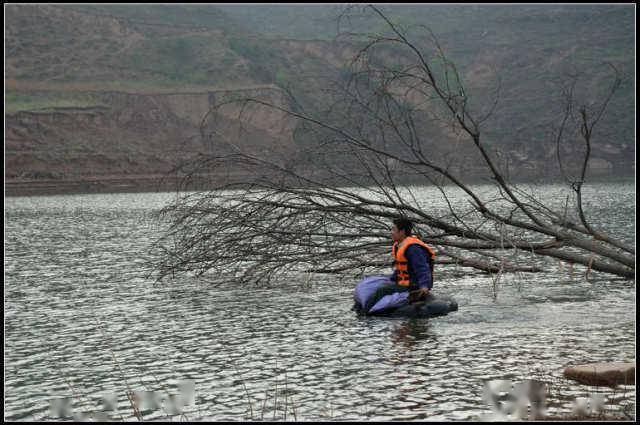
<box><xmin>150</xmin><ymin>5</ymin><xmax>634</xmax><ymax>285</ymax></box>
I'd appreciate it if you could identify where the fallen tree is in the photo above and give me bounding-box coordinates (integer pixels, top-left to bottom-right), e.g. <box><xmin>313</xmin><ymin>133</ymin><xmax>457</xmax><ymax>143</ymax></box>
<box><xmin>151</xmin><ymin>5</ymin><xmax>634</xmax><ymax>285</ymax></box>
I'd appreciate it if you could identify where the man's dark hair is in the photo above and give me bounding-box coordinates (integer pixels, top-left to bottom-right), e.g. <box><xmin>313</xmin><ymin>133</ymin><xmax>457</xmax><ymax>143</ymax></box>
<box><xmin>393</xmin><ymin>217</ymin><xmax>413</xmax><ymax>236</ymax></box>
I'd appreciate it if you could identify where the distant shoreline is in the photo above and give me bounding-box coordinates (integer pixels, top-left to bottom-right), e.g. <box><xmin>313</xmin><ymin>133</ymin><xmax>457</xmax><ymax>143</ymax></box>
<box><xmin>5</xmin><ymin>172</ymin><xmax>635</xmax><ymax>198</ymax></box>
<box><xmin>4</xmin><ymin>175</ymin><xmax>186</xmax><ymax>197</ymax></box>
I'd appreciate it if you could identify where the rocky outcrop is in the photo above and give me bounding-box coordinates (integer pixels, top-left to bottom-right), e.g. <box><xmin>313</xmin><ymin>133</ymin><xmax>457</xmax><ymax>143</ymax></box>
<box><xmin>564</xmin><ymin>362</ymin><xmax>635</xmax><ymax>387</ymax></box>
<box><xmin>5</xmin><ymin>86</ymin><xmax>296</xmax><ymax>184</ymax></box>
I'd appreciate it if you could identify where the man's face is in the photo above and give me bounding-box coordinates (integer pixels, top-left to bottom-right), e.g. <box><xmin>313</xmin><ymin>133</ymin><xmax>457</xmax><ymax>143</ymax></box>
<box><xmin>391</xmin><ymin>224</ymin><xmax>405</xmax><ymax>242</ymax></box>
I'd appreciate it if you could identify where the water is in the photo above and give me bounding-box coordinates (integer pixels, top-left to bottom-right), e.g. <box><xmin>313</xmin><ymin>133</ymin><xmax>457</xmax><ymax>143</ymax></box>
<box><xmin>4</xmin><ymin>182</ymin><xmax>636</xmax><ymax>421</ymax></box>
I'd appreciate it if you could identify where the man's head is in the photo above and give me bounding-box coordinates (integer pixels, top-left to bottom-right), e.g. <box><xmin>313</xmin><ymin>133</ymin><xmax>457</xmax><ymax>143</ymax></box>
<box><xmin>391</xmin><ymin>217</ymin><xmax>413</xmax><ymax>242</ymax></box>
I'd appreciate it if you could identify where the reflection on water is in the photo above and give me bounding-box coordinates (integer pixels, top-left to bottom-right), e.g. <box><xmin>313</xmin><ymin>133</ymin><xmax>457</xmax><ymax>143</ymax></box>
<box><xmin>4</xmin><ymin>183</ymin><xmax>636</xmax><ymax>421</ymax></box>
<box><xmin>390</xmin><ymin>319</ymin><xmax>436</xmax><ymax>350</ymax></box>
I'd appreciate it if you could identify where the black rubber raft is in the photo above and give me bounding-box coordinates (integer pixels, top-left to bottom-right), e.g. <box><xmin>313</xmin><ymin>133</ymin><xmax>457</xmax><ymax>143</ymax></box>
<box><xmin>353</xmin><ymin>294</ymin><xmax>458</xmax><ymax>318</ymax></box>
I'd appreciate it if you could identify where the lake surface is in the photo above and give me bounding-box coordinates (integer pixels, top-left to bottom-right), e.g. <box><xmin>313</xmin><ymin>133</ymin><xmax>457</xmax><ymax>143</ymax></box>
<box><xmin>4</xmin><ymin>181</ymin><xmax>636</xmax><ymax>421</ymax></box>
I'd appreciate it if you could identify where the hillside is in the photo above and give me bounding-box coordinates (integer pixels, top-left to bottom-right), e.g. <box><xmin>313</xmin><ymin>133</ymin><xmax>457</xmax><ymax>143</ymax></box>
<box><xmin>4</xmin><ymin>4</ymin><xmax>635</xmax><ymax>195</ymax></box>
<box><xmin>6</xmin><ymin>5</ymin><xmax>258</xmax><ymax>93</ymax></box>
<box><xmin>4</xmin><ymin>4</ymin><xmax>354</xmax><ymax>194</ymax></box>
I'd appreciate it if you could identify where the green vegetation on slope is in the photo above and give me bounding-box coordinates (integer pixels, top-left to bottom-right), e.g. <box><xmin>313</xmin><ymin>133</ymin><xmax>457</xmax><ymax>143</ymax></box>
<box><xmin>62</xmin><ymin>4</ymin><xmax>244</xmax><ymax>34</ymax></box>
<box><xmin>5</xmin><ymin>92</ymin><xmax>107</xmax><ymax>114</ymax></box>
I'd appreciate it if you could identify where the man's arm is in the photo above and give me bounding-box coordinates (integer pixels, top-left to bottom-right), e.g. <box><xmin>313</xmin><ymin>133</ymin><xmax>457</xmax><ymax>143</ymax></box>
<box><xmin>389</xmin><ymin>268</ymin><xmax>397</xmax><ymax>282</ymax></box>
<box><xmin>405</xmin><ymin>245</ymin><xmax>433</xmax><ymax>290</ymax></box>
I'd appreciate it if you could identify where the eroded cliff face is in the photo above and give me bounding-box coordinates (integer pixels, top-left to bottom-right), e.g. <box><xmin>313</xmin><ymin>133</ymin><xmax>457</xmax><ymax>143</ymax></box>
<box><xmin>5</xmin><ymin>86</ymin><xmax>297</xmax><ymax>182</ymax></box>
<box><xmin>6</xmin><ymin>82</ymin><xmax>631</xmax><ymax>196</ymax></box>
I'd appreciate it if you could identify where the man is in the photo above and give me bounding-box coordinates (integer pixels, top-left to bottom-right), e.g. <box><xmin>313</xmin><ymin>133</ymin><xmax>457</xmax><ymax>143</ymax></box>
<box><xmin>364</xmin><ymin>217</ymin><xmax>436</xmax><ymax>311</ymax></box>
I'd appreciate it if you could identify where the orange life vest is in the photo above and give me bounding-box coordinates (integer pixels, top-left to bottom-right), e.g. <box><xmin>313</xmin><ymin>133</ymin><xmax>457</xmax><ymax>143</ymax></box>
<box><xmin>392</xmin><ymin>236</ymin><xmax>436</xmax><ymax>287</ymax></box>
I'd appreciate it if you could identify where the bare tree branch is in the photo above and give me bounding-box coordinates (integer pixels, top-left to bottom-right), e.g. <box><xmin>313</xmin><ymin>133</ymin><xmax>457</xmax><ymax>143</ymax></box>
<box><xmin>149</xmin><ymin>6</ymin><xmax>635</xmax><ymax>285</ymax></box>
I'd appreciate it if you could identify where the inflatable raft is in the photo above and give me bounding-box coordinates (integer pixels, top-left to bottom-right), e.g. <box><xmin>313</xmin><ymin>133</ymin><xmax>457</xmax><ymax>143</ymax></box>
<box><xmin>353</xmin><ymin>275</ymin><xmax>458</xmax><ymax>318</ymax></box>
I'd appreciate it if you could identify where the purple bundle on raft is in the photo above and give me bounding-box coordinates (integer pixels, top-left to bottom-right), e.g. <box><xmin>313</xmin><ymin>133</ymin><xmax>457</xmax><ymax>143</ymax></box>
<box><xmin>353</xmin><ymin>276</ymin><xmax>458</xmax><ymax>318</ymax></box>
<box><xmin>353</xmin><ymin>276</ymin><xmax>410</xmax><ymax>313</ymax></box>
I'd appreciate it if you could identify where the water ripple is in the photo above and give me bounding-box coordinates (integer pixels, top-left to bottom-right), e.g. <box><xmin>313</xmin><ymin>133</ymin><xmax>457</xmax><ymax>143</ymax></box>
<box><xmin>5</xmin><ymin>187</ymin><xmax>636</xmax><ymax>421</ymax></box>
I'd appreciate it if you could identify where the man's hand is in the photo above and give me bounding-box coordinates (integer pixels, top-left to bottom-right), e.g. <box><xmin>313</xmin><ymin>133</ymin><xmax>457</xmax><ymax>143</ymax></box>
<box><xmin>408</xmin><ymin>287</ymin><xmax>430</xmax><ymax>303</ymax></box>
<box><xmin>417</xmin><ymin>287</ymin><xmax>430</xmax><ymax>298</ymax></box>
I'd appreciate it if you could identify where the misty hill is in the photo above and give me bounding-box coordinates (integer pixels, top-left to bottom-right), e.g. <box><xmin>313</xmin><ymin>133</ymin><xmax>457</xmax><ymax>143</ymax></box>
<box><xmin>241</xmin><ymin>5</ymin><xmax>634</xmax><ymax>154</ymax></box>
<box><xmin>5</xmin><ymin>4</ymin><xmax>634</xmax><ymax>193</ymax></box>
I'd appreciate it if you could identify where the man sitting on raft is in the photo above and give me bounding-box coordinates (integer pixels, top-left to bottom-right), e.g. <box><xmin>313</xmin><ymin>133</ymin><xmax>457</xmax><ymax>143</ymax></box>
<box><xmin>365</xmin><ymin>217</ymin><xmax>436</xmax><ymax>311</ymax></box>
